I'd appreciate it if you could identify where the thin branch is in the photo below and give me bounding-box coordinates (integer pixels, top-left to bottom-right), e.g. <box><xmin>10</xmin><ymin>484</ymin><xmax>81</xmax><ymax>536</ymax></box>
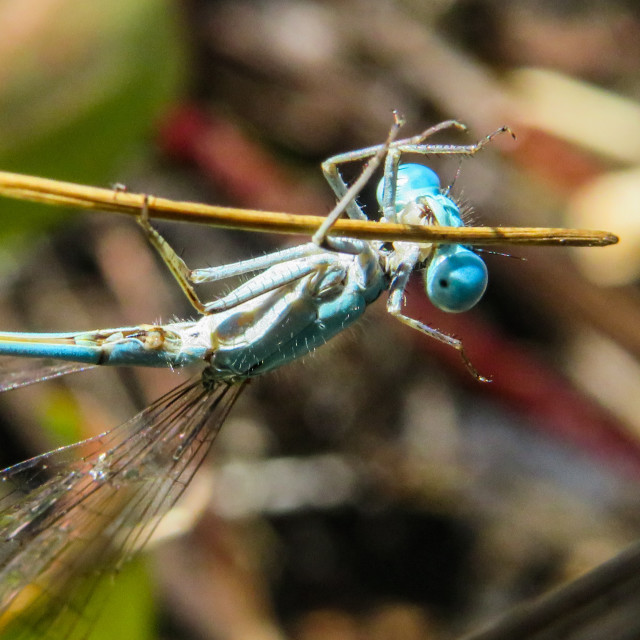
<box><xmin>0</xmin><ymin>171</ymin><xmax>618</xmax><ymax>247</ymax></box>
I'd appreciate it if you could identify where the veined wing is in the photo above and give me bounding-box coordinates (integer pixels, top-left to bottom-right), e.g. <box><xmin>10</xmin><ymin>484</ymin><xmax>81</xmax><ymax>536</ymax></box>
<box><xmin>0</xmin><ymin>359</ymin><xmax>95</xmax><ymax>392</ymax></box>
<box><xmin>0</xmin><ymin>375</ymin><xmax>245</xmax><ymax>639</ymax></box>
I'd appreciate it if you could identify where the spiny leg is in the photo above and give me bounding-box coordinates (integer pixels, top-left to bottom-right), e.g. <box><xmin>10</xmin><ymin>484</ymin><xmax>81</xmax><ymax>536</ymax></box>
<box><xmin>190</xmin><ymin>243</ymin><xmax>325</xmax><ymax>284</ymax></box>
<box><xmin>393</xmin><ymin>312</ymin><xmax>490</xmax><ymax>382</ymax></box>
<box><xmin>312</xmin><ymin>111</ymin><xmax>405</xmax><ymax>248</ymax></box>
<box><xmin>320</xmin><ymin>123</ymin><xmax>510</xmax><ymax>215</ymax></box>
<box><xmin>136</xmin><ymin>199</ymin><xmax>345</xmax><ymax>315</ymax></box>
<box><xmin>203</xmin><ymin>254</ymin><xmax>346</xmax><ymax>313</ymax></box>
<box><xmin>380</xmin><ymin>121</ymin><xmax>471</xmax><ymax>221</ymax></box>
<box><xmin>443</xmin><ymin>161</ymin><xmax>464</xmax><ymax>197</ymax></box>
<box><xmin>392</xmin><ymin>125</ymin><xmax>515</xmax><ymax>158</ymax></box>
<box><xmin>380</xmin><ymin>125</ymin><xmax>514</xmax><ymax>221</ymax></box>
<box><xmin>137</xmin><ymin>195</ymin><xmax>208</xmax><ymax>314</ymax></box>
<box><xmin>137</xmin><ymin>113</ymin><xmax>404</xmax><ymax>307</ymax></box>
<box><xmin>320</xmin><ymin>119</ymin><xmax>468</xmax><ymax>224</ymax></box>
<box><xmin>390</xmin><ymin>119</ymin><xmax>469</xmax><ymax>149</ymax></box>
<box><xmin>386</xmin><ymin>252</ymin><xmax>489</xmax><ymax>382</ymax></box>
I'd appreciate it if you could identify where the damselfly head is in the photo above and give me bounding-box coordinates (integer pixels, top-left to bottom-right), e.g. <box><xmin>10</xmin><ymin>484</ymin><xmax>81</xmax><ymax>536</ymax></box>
<box><xmin>377</xmin><ymin>163</ymin><xmax>466</xmax><ymax>228</ymax></box>
<box><xmin>376</xmin><ymin>163</ymin><xmax>441</xmax><ymax>216</ymax></box>
<box><xmin>376</xmin><ymin>162</ymin><xmax>489</xmax><ymax>312</ymax></box>
<box><xmin>424</xmin><ymin>245</ymin><xmax>488</xmax><ymax>313</ymax></box>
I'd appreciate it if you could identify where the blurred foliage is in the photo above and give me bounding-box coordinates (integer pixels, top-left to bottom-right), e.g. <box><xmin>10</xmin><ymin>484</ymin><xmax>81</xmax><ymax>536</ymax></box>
<box><xmin>34</xmin><ymin>386</ymin><xmax>85</xmax><ymax>448</ymax></box>
<box><xmin>0</xmin><ymin>0</ymin><xmax>184</xmax><ymax>240</ymax></box>
<box><xmin>2</xmin><ymin>557</ymin><xmax>155</xmax><ymax>640</ymax></box>
<box><xmin>87</xmin><ymin>558</ymin><xmax>156</xmax><ymax>640</ymax></box>
<box><xmin>0</xmin><ymin>2</ymin><xmax>182</xmax><ymax>638</ymax></box>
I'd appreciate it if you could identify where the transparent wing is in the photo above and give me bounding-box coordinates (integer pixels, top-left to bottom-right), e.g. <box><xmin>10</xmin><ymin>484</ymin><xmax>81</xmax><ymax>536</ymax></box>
<box><xmin>0</xmin><ymin>375</ymin><xmax>245</xmax><ymax>639</ymax></box>
<box><xmin>0</xmin><ymin>358</ymin><xmax>95</xmax><ymax>392</ymax></box>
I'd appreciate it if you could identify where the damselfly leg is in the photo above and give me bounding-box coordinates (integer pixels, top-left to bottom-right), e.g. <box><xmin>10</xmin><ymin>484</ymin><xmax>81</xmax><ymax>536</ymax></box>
<box><xmin>136</xmin><ymin>115</ymin><xmax>405</xmax><ymax>315</ymax></box>
<box><xmin>136</xmin><ymin>118</ymin><xmax>509</xmax><ymax>380</ymax></box>
<box><xmin>316</xmin><ymin>121</ymin><xmax>514</xmax><ymax>380</ymax></box>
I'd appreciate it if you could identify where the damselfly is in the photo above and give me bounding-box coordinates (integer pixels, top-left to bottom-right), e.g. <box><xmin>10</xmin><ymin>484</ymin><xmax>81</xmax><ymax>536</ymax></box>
<box><xmin>0</xmin><ymin>118</ymin><xmax>616</xmax><ymax>639</ymax></box>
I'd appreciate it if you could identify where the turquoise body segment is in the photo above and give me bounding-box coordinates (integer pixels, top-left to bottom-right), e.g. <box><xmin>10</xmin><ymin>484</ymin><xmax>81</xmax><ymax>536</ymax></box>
<box><xmin>244</xmin><ymin>276</ymin><xmax>380</xmax><ymax>376</ymax></box>
<box><xmin>0</xmin><ymin>328</ymin><xmax>203</xmax><ymax>368</ymax></box>
<box><xmin>0</xmin><ymin>337</ymin><xmax>104</xmax><ymax>364</ymax></box>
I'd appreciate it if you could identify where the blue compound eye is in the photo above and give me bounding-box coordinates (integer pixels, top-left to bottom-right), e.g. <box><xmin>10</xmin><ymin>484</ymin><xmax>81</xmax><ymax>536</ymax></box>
<box><xmin>425</xmin><ymin>246</ymin><xmax>488</xmax><ymax>313</ymax></box>
<box><xmin>377</xmin><ymin>163</ymin><xmax>441</xmax><ymax>214</ymax></box>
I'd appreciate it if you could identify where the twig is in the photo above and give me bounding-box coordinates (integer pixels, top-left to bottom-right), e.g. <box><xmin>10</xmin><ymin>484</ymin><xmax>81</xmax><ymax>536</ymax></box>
<box><xmin>0</xmin><ymin>171</ymin><xmax>618</xmax><ymax>247</ymax></box>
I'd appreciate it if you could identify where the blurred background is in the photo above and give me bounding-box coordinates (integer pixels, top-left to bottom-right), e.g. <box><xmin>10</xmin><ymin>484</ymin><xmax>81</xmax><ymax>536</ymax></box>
<box><xmin>1</xmin><ymin>0</ymin><xmax>640</xmax><ymax>638</ymax></box>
